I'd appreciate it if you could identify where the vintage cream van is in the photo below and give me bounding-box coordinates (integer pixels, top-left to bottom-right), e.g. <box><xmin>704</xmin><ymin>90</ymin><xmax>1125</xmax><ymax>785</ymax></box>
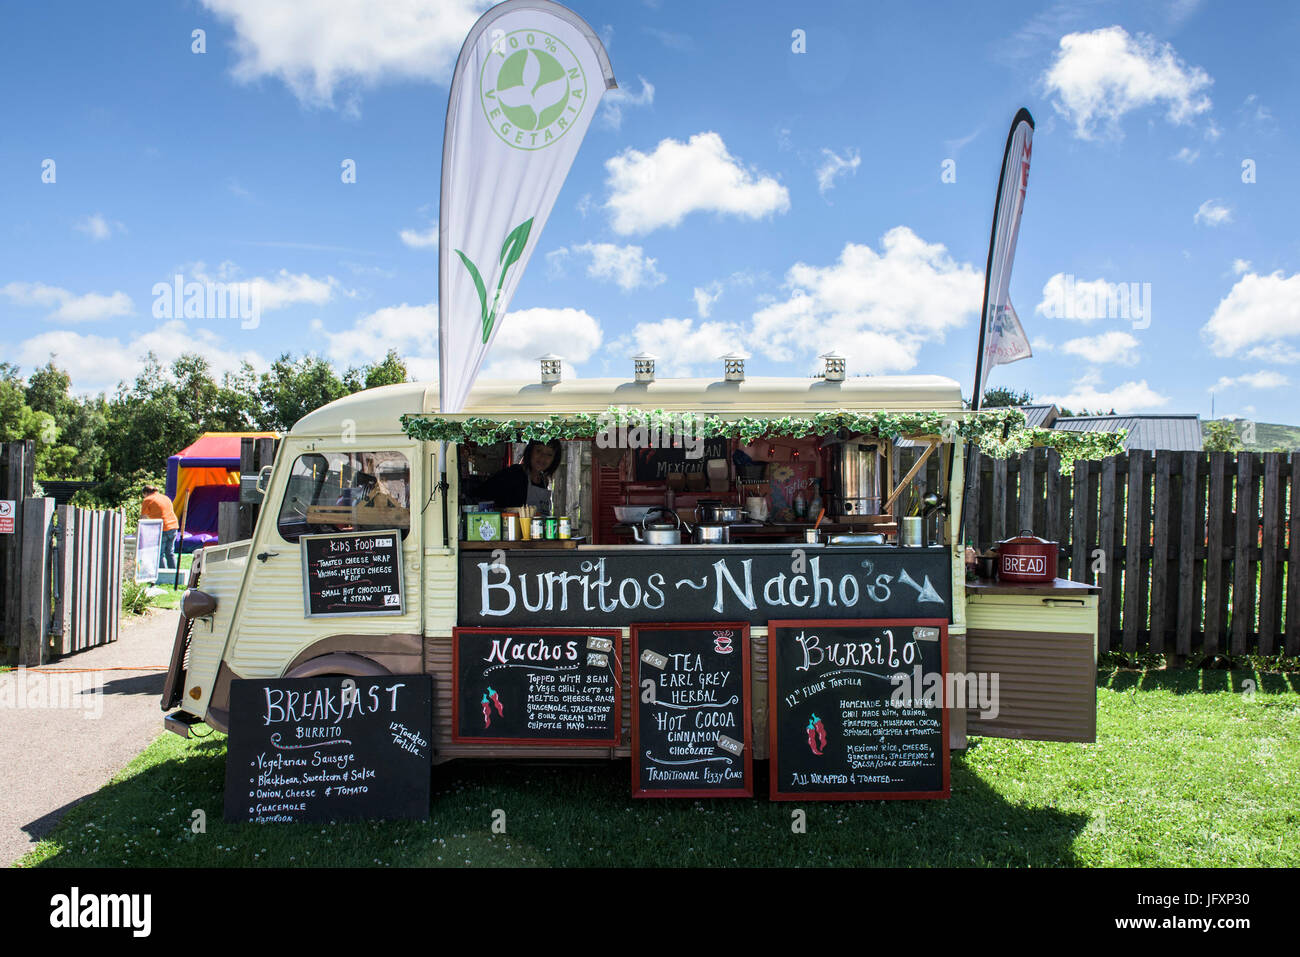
<box><xmin>161</xmin><ymin>360</ymin><xmax>1102</xmax><ymax>761</ymax></box>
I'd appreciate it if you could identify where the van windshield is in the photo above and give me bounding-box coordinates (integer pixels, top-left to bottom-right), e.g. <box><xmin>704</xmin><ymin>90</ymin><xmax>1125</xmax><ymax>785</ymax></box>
<box><xmin>276</xmin><ymin>451</ymin><xmax>411</xmax><ymax>542</ymax></box>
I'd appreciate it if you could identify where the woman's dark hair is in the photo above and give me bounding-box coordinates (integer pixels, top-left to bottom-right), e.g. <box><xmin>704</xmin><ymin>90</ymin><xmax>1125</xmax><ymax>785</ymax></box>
<box><xmin>522</xmin><ymin>440</ymin><xmax>563</xmax><ymax>479</ymax></box>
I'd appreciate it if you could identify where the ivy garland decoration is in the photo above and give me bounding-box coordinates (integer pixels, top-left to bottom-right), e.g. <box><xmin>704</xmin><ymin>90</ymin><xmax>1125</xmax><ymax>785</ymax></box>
<box><xmin>399</xmin><ymin>406</ymin><xmax>1126</xmax><ymax>474</ymax></box>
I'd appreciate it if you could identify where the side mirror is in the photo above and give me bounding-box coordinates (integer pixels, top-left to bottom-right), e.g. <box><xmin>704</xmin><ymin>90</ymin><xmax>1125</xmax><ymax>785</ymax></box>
<box><xmin>256</xmin><ymin>464</ymin><xmax>274</xmax><ymax>494</ymax></box>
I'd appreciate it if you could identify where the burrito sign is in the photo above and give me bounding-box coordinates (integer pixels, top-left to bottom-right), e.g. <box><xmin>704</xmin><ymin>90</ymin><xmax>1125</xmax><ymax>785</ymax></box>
<box><xmin>438</xmin><ymin>0</ymin><xmax>616</xmax><ymax>414</ymax></box>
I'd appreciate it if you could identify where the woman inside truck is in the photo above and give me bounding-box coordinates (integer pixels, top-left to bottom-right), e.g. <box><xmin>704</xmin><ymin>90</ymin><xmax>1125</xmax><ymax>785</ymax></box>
<box><xmin>472</xmin><ymin>439</ymin><xmax>563</xmax><ymax>515</ymax></box>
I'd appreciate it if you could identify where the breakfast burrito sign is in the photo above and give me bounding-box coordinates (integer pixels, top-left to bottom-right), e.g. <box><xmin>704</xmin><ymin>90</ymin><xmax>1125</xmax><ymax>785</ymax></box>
<box><xmin>438</xmin><ymin>0</ymin><xmax>616</xmax><ymax>414</ymax></box>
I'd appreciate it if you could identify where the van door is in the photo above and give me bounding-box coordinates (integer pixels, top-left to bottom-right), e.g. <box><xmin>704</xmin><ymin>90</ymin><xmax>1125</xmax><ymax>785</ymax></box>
<box><xmin>222</xmin><ymin>442</ymin><xmax>424</xmax><ymax>683</ymax></box>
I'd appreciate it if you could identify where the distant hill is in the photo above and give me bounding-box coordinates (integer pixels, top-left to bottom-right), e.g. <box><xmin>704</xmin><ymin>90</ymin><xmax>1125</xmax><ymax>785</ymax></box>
<box><xmin>1206</xmin><ymin>418</ymin><xmax>1300</xmax><ymax>452</ymax></box>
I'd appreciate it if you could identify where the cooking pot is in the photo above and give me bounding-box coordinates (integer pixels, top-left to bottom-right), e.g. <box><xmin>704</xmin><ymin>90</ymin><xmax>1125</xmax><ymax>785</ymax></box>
<box><xmin>996</xmin><ymin>529</ymin><xmax>1059</xmax><ymax>582</ymax></box>
<box><xmin>692</xmin><ymin>523</ymin><xmax>730</xmax><ymax>545</ymax></box>
<box><xmin>631</xmin><ymin>507</ymin><xmax>686</xmax><ymax>545</ymax></box>
<box><xmin>698</xmin><ymin>502</ymin><xmax>746</xmax><ymax>524</ymax></box>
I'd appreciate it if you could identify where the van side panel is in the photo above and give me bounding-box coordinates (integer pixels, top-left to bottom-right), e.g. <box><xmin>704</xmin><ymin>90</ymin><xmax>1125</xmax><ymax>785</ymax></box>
<box><xmin>179</xmin><ymin>543</ymin><xmax>251</xmax><ymax>719</ymax></box>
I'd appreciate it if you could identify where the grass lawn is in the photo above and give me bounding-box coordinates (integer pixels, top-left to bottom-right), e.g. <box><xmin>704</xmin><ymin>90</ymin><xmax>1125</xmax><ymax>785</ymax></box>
<box><xmin>16</xmin><ymin>668</ymin><xmax>1299</xmax><ymax>868</ymax></box>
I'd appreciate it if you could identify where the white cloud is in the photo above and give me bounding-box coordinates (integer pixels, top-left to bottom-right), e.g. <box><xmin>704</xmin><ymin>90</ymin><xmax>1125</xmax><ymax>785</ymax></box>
<box><xmin>1194</xmin><ymin>198</ymin><xmax>1232</xmax><ymax>226</ymax></box>
<box><xmin>198</xmin><ymin>0</ymin><xmax>490</xmax><ymax>109</ymax></box>
<box><xmin>1040</xmin><ymin>371</ymin><xmax>1169</xmax><ymax>412</ymax></box>
<box><xmin>5</xmin><ymin>321</ymin><xmax>263</xmax><ymax>395</ymax></box>
<box><xmin>74</xmin><ymin>213</ymin><xmax>124</xmax><ymax>241</ymax></box>
<box><xmin>186</xmin><ymin>264</ymin><xmax>342</xmax><ymax>312</ymax></box>
<box><xmin>553</xmin><ymin>242</ymin><xmax>665</xmax><ymax>291</ymax></box>
<box><xmin>1060</xmin><ymin>331</ymin><xmax>1140</xmax><ymax>365</ymax></box>
<box><xmin>1172</xmin><ymin>146</ymin><xmax>1199</xmax><ymax>163</ymax></box>
<box><xmin>750</xmin><ymin>226</ymin><xmax>982</xmax><ymax>373</ymax></box>
<box><xmin>316</xmin><ymin>302</ymin><xmax>437</xmax><ymax>367</ymax></box>
<box><xmin>609</xmin><ymin>318</ymin><xmax>745</xmax><ymax>376</ymax></box>
<box><xmin>815</xmin><ymin>147</ymin><xmax>861</xmax><ymax>195</ymax></box>
<box><xmin>1209</xmin><ymin>371</ymin><xmax>1289</xmax><ymax>392</ymax></box>
<box><xmin>599</xmin><ymin>76</ymin><xmax>654</xmax><ymax>130</ymax></box>
<box><xmin>693</xmin><ymin>282</ymin><xmax>722</xmax><ymax>318</ymax></box>
<box><xmin>1042</xmin><ymin>26</ymin><xmax>1212</xmax><ymax>140</ymax></box>
<box><xmin>1232</xmin><ymin>258</ymin><xmax>1251</xmax><ymax>275</ymax></box>
<box><xmin>1</xmin><ymin>281</ymin><xmax>134</xmax><ymax>322</ymax></box>
<box><xmin>604</xmin><ymin>132</ymin><xmax>790</xmax><ymax>235</ymax></box>
<box><xmin>481</xmin><ymin>306</ymin><xmax>603</xmax><ymax>378</ymax></box>
<box><xmin>399</xmin><ymin>221</ymin><xmax>438</xmax><ymax>249</ymax></box>
<box><xmin>1202</xmin><ymin>269</ymin><xmax>1300</xmax><ymax>359</ymax></box>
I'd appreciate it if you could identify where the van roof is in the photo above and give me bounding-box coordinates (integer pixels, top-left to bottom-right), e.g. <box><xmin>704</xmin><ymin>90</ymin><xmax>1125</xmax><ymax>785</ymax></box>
<box><xmin>288</xmin><ymin>375</ymin><xmax>965</xmax><ymax>438</ymax></box>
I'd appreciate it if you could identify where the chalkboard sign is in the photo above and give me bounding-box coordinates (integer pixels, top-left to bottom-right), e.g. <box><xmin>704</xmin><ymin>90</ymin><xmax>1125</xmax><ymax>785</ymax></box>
<box><xmin>223</xmin><ymin>674</ymin><xmax>432</xmax><ymax>823</ymax></box>
<box><xmin>459</xmin><ymin>546</ymin><xmax>951</xmax><ymax>627</ymax></box>
<box><xmin>632</xmin><ymin>437</ymin><xmax>728</xmax><ymax>480</ymax></box>
<box><xmin>768</xmin><ymin>619</ymin><xmax>949</xmax><ymax>801</ymax></box>
<box><xmin>631</xmin><ymin>623</ymin><xmax>752</xmax><ymax>798</ymax></box>
<box><xmin>135</xmin><ymin>519</ymin><xmax>163</xmax><ymax>582</ymax></box>
<box><xmin>301</xmin><ymin>529</ymin><xmax>404</xmax><ymax>617</ymax></box>
<box><xmin>453</xmin><ymin>628</ymin><xmax>621</xmax><ymax>745</ymax></box>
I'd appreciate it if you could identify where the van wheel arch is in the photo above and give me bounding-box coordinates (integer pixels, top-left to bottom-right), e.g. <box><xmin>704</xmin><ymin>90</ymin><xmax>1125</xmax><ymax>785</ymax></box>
<box><xmin>283</xmin><ymin>652</ymin><xmax>392</xmax><ymax>679</ymax></box>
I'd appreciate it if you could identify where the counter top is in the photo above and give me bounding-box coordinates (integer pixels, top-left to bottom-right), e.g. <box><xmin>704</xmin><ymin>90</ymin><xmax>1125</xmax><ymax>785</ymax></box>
<box><xmin>964</xmin><ymin>577</ymin><xmax>1100</xmax><ymax>596</ymax></box>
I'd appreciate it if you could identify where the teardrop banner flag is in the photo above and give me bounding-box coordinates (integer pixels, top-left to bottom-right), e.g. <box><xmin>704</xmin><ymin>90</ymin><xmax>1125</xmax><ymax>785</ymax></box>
<box><xmin>971</xmin><ymin>108</ymin><xmax>1034</xmax><ymax>409</ymax></box>
<box><xmin>439</xmin><ymin>0</ymin><xmax>616</xmax><ymax>413</ymax></box>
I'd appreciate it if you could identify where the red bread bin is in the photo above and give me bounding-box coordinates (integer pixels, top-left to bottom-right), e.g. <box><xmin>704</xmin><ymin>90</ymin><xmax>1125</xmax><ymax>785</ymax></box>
<box><xmin>997</xmin><ymin>529</ymin><xmax>1058</xmax><ymax>582</ymax></box>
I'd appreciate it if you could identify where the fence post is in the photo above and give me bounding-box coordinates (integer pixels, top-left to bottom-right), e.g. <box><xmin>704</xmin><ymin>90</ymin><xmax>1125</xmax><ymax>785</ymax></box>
<box><xmin>1258</xmin><ymin>454</ymin><xmax>1283</xmax><ymax>655</ymax></box>
<box><xmin>1287</xmin><ymin>453</ymin><xmax>1300</xmax><ymax>657</ymax></box>
<box><xmin>1231</xmin><ymin>453</ymin><xmax>1257</xmax><ymax>656</ymax></box>
<box><xmin>19</xmin><ymin>497</ymin><xmax>55</xmax><ymax>666</ymax></box>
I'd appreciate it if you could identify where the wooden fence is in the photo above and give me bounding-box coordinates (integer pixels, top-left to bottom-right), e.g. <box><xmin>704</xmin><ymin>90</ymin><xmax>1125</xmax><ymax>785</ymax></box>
<box><xmin>1</xmin><ymin>492</ymin><xmax>123</xmax><ymax>666</ymax></box>
<box><xmin>955</xmin><ymin>449</ymin><xmax>1297</xmax><ymax>660</ymax></box>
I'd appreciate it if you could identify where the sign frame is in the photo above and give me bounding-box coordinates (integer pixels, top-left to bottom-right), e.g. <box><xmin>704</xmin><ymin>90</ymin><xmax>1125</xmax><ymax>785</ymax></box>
<box><xmin>630</xmin><ymin>621</ymin><xmax>754</xmax><ymax>800</ymax></box>
<box><xmin>0</xmin><ymin>499</ymin><xmax>15</xmax><ymax>535</ymax></box>
<box><xmin>223</xmin><ymin>674</ymin><xmax>432</xmax><ymax>824</ymax></box>
<box><xmin>767</xmin><ymin>617</ymin><xmax>950</xmax><ymax>802</ymax></box>
<box><xmin>134</xmin><ymin>518</ymin><xmax>164</xmax><ymax>583</ymax></box>
<box><xmin>300</xmin><ymin>528</ymin><xmax>406</xmax><ymax>619</ymax></box>
<box><xmin>451</xmin><ymin>627</ymin><xmax>622</xmax><ymax>747</ymax></box>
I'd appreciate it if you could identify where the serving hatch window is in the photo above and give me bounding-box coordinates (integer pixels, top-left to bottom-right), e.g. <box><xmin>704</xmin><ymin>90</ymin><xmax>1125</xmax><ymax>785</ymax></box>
<box><xmin>276</xmin><ymin>451</ymin><xmax>412</xmax><ymax>542</ymax></box>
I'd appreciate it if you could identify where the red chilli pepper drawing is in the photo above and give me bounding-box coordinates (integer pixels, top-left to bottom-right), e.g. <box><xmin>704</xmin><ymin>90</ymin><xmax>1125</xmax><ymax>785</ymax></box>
<box><xmin>807</xmin><ymin>714</ymin><xmax>826</xmax><ymax>755</ymax></box>
<box><xmin>481</xmin><ymin>693</ymin><xmax>492</xmax><ymax>729</ymax></box>
<box><xmin>488</xmin><ymin>686</ymin><xmax>503</xmax><ymax>716</ymax></box>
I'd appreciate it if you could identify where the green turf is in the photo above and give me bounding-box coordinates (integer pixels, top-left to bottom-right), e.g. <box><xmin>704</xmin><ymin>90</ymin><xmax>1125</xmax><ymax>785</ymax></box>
<box><xmin>16</xmin><ymin>668</ymin><xmax>1299</xmax><ymax>868</ymax></box>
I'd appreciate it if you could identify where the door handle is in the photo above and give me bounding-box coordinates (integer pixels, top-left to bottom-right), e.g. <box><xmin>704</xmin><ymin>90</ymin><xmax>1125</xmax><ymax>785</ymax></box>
<box><xmin>256</xmin><ymin>550</ymin><xmax>279</xmax><ymax>563</ymax></box>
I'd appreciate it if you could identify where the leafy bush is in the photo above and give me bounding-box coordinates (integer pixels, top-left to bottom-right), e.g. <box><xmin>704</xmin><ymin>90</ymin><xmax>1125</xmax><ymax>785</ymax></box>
<box><xmin>120</xmin><ymin>578</ymin><xmax>158</xmax><ymax>616</ymax></box>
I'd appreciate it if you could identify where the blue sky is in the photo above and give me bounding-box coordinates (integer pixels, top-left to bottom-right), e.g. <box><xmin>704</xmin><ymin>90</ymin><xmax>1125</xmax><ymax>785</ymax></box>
<box><xmin>2</xmin><ymin>0</ymin><xmax>1297</xmax><ymax>423</ymax></box>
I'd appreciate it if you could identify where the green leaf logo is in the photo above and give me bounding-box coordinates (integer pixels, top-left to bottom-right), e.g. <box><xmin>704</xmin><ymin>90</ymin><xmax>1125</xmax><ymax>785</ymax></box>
<box><xmin>455</xmin><ymin>216</ymin><xmax>534</xmax><ymax>343</ymax></box>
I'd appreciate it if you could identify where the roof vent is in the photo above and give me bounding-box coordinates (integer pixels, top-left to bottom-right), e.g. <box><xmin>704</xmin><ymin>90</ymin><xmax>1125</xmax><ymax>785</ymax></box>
<box><xmin>720</xmin><ymin>352</ymin><xmax>746</xmax><ymax>382</ymax></box>
<box><xmin>539</xmin><ymin>354</ymin><xmax>563</xmax><ymax>384</ymax></box>
<box><xmin>820</xmin><ymin>350</ymin><xmax>846</xmax><ymax>381</ymax></box>
<box><xmin>632</xmin><ymin>352</ymin><xmax>656</xmax><ymax>383</ymax></box>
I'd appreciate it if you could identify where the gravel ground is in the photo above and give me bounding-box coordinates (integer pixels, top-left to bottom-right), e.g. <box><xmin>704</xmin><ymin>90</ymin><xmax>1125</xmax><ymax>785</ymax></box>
<box><xmin>1</xmin><ymin>609</ymin><xmax>180</xmax><ymax>866</ymax></box>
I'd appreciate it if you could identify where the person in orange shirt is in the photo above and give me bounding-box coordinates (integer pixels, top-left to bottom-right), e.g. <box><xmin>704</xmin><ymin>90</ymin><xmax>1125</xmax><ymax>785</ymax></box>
<box><xmin>140</xmin><ymin>485</ymin><xmax>180</xmax><ymax>568</ymax></box>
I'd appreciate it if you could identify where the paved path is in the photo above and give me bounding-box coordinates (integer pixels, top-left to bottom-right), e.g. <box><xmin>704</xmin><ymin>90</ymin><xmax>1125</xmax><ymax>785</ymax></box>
<box><xmin>1</xmin><ymin>609</ymin><xmax>180</xmax><ymax>866</ymax></box>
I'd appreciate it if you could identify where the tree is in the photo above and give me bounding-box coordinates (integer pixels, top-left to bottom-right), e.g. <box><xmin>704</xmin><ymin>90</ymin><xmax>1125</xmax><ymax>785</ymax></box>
<box><xmin>1203</xmin><ymin>419</ymin><xmax>1243</xmax><ymax>453</ymax></box>
<box><xmin>981</xmin><ymin>387</ymin><xmax>1035</xmax><ymax>408</ymax></box>
<box><xmin>255</xmin><ymin>353</ymin><xmax>349</xmax><ymax>432</ymax></box>
<box><xmin>362</xmin><ymin>349</ymin><xmax>409</xmax><ymax>390</ymax></box>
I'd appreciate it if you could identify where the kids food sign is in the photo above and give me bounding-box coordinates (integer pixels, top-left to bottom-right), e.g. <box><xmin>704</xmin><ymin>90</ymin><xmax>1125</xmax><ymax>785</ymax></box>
<box><xmin>631</xmin><ymin>623</ymin><xmax>752</xmax><ymax>798</ymax></box>
<box><xmin>453</xmin><ymin>627</ymin><xmax>621</xmax><ymax>745</ymax></box>
<box><xmin>767</xmin><ymin>619</ymin><xmax>949</xmax><ymax>801</ymax></box>
<box><xmin>301</xmin><ymin>529</ymin><xmax>404</xmax><ymax>618</ymax></box>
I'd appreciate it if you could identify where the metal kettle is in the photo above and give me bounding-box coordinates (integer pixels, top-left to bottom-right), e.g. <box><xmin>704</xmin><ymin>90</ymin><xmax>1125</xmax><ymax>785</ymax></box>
<box><xmin>630</xmin><ymin>507</ymin><xmax>688</xmax><ymax>545</ymax></box>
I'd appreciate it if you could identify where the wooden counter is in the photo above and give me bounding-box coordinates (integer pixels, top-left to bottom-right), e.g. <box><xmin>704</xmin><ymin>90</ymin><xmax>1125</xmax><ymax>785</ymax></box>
<box><xmin>965</xmin><ymin>577</ymin><xmax>1101</xmax><ymax>596</ymax></box>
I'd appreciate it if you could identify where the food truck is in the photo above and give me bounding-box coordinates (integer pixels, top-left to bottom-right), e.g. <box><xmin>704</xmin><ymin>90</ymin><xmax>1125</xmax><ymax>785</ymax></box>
<box><xmin>162</xmin><ymin>355</ymin><xmax>1106</xmax><ymax>800</ymax></box>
